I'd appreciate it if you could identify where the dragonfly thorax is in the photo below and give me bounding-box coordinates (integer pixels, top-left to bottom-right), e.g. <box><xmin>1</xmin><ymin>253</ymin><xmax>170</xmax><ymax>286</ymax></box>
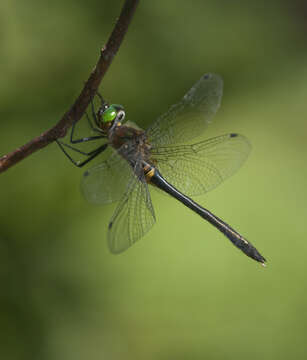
<box><xmin>108</xmin><ymin>123</ymin><xmax>154</xmax><ymax>176</ymax></box>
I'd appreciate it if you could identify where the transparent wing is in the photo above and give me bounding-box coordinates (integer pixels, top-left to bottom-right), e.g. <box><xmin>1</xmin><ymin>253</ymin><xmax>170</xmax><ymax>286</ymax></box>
<box><xmin>81</xmin><ymin>150</ymin><xmax>131</xmax><ymax>204</ymax></box>
<box><xmin>151</xmin><ymin>134</ymin><xmax>251</xmax><ymax>197</ymax></box>
<box><xmin>107</xmin><ymin>163</ymin><xmax>156</xmax><ymax>254</ymax></box>
<box><xmin>146</xmin><ymin>73</ymin><xmax>223</xmax><ymax>146</ymax></box>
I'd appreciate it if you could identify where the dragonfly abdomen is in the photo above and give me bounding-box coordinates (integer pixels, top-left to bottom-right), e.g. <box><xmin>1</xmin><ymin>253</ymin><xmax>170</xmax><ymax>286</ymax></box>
<box><xmin>149</xmin><ymin>168</ymin><xmax>266</xmax><ymax>265</ymax></box>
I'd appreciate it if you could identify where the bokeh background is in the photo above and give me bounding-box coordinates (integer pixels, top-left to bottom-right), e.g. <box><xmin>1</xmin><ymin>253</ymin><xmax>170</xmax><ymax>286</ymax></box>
<box><xmin>1</xmin><ymin>1</ymin><xmax>307</xmax><ymax>359</ymax></box>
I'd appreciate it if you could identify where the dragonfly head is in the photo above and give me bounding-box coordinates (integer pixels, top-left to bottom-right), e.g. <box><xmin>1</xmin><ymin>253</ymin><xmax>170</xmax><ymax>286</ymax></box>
<box><xmin>98</xmin><ymin>103</ymin><xmax>126</xmax><ymax>130</ymax></box>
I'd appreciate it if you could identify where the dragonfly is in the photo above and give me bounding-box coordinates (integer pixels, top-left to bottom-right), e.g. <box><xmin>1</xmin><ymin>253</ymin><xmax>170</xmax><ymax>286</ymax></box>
<box><xmin>57</xmin><ymin>73</ymin><xmax>266</xmax><ymax>265</ymax></box>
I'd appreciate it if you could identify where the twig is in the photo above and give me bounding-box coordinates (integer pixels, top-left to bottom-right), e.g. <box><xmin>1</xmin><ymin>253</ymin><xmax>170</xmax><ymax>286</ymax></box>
<box><xmin>0</xmin><ymin>0</ymin><xmax>139</xmax><ymax>174</ymax></box>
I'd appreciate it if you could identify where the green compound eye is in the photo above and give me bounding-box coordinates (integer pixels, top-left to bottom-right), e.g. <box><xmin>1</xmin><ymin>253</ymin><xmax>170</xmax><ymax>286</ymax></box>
<box><xmin>101</xmin><ymin>104</ymin><xmax>124</xmax><ymax>123</ymax></box>
<box><xmin>102</xmin><ymin>105</ymin><xmax>117</xmax><ymax>123</ymax></box>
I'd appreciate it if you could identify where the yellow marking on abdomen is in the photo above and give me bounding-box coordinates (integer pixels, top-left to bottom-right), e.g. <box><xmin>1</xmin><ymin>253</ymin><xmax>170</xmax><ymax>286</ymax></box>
<box><xmin>145</xmin><ymin>167</ymin><xmax>155</xmax><ymax>183</ymax></box>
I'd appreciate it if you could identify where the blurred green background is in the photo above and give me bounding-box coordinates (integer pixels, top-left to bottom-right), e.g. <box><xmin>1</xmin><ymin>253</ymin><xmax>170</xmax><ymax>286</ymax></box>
<box><xmin>1</xmin><ymin>0</ymin><xmax>307</xmax><ymax>359</ymax></box>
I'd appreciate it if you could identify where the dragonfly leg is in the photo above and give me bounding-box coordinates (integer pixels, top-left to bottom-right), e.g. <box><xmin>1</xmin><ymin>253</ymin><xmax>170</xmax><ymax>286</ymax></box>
<box><xmin>57</xmin><ymin>140</ymin><xmax>107</xmax><ymax>156</ymax></box>
<box><xmin>56</xmin><ymin>140</ymin><xmax>108</xmax><ymax>167</ymax></box>
<box><xmin>85</xmin><ymin>111</ymin><xmax>102</xmax><ymax>133</ymax></box>
<box><xmin>97</xmin><ymin>92</ymin><xmax>106</xmax><ymax>106</ymax></box>
<box><xmin>70</xmin><ymin>116</ymin><xmax>104</xmax><ymax>144</ymax></box>
<box><xmin>91</xmin><ymin>96</ymin><xmax>100</xmax><ymax>127</ymax></box>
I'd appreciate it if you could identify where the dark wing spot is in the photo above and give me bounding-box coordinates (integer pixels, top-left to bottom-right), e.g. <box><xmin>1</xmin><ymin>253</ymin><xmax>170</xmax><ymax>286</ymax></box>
<box><xmin>108</xmin><ymin>222</ymin><xmax>113</xmax><ymax>230</ymax></box>
<box><xmin>230</xmin><ymin>133</ymin><xmax>238</xmax><ymax>138</ymax></box>
<box><xmin>203</xmin><ymin>74</ymin><xmax>210</xmax><ymax>80</ymax></box>
<box><xmin>84</xmin><ymin>170</ymin><xmax>89</xmax><ymax>177</ymax></box>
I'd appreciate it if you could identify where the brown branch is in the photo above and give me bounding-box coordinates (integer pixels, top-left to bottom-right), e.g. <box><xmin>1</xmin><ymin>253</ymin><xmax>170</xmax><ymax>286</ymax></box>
<box><xmin>0</xmin><ymin>0</ymin><xmax>139</xmax><ymax>174</ymax></box>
